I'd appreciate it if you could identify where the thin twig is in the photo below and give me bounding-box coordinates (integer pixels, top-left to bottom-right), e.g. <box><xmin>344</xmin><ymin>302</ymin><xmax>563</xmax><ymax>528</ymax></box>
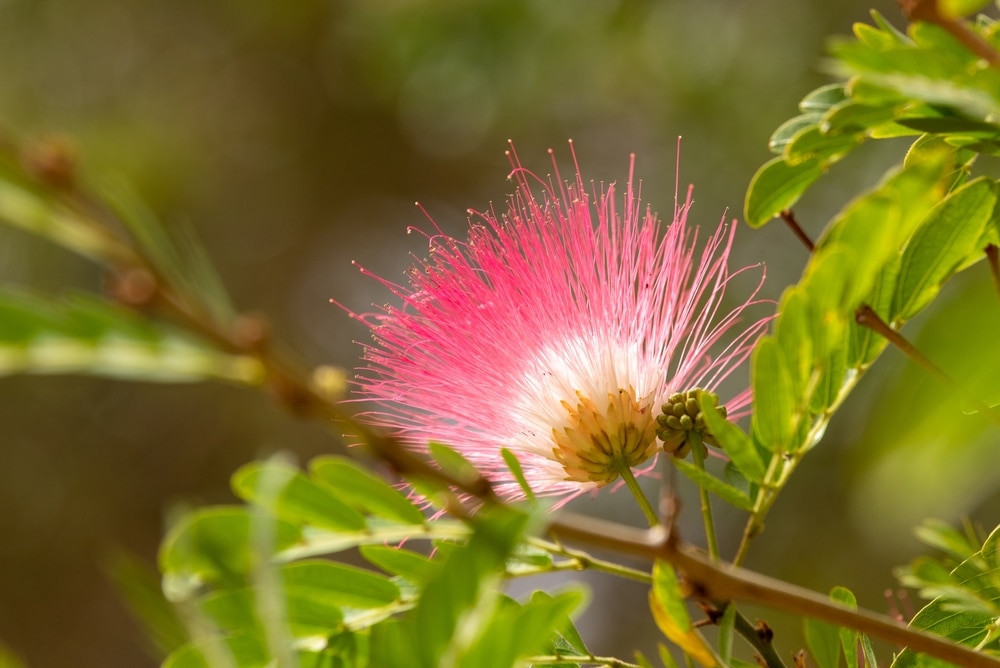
<box><xmin>779</xmin><ymin>209</ymin><xmax>815</xmax><ymax>253</ymax></box>
<box><xmin>1</xmin><ymin>136</ymin><xmax>498</xmax><ymax>506</ymax></box>
<box><xmin>549</xmin><ymin>512</ymin><xmax>1000</xmax><ymax>668</ymax></box>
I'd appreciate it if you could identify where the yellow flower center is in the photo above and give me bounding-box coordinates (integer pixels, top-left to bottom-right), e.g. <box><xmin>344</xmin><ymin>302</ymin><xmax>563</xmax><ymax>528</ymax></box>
<box><xmin>551</xmin><ymin>386</ymin><xmax>659</xmax><ymax>485</ymax></box>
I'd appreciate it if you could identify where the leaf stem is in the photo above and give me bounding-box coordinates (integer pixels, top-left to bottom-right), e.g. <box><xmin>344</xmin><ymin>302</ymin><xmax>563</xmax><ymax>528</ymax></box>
<box><xmin>688</xmin><ymin>431</ymin><xmax>720</xmax><ymax>561</ymax></box>
<box><xmin>525</xmin><ymin>537</ymin><xmax>653</xmax><ymax>584</ymax></box>
<box><xmin>616</xmin><ymin>460</ymin><xmax>660</xmax><ymax>527</ymax></box>
<box><xmin>779</xmin><ymin>209</ymin><xmax>815</xmax><ymax>253</ymax></box>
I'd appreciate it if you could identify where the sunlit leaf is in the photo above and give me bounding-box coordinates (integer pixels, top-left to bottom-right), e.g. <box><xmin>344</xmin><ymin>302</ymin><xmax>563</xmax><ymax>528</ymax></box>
<box><xmin>672</xmin><ymin>458</ymin><xmax>752</xmax><ymax>510</ymax></box>
<box><xmin>309</xmin><ymin>455</ymin><xmax>426</xmax><ymax>525</ymax></box>
<box><xmin>804</xmin><ymin>612</ymin><xmax>840</xmax><ymax>668</ymax></box>
<box><xmin>751</xmin><ymin>337</ymin><xmax>796</xmax><ymax>452</ymax></box>
<box><xmin>892</xmin><ymin>177</ymin><xmax>997</xmax><ymax>321</ymax></box>
<box><xmin>799</xmin><ymin>83</ymin><xmax>849</xmax><ymax>113</ymax></box>
<box><xmin>744</xmin><ymin>156</ymin><xmax>825</xmax><ymax>228</ymax></box>
<box><xmin>232</xmin><ymin>461</ymin><xmax>368</xmax><ymax>532</ymax></box>
<box><xmin>281</xmin><ymin>560</ymin><xmax>400</xmax><ymax>608</ymax></box>
<box><xmin>360</xmin><ymin>544</ymin><xmax>439</xmax><ymax>585</ymax></box>
<box><xmin>769</xmin><ymin>114</ymin><xmax>821</xmax><ymax>153</ymax></box>
<box><xmin>411</xmin><ymin>505</ymin><xmax>532</xmax><ymax>668</ymax></box>
<box><xmin>831</xmin><ymin>587</ymin><xmax>860</xmax><ymax>668</ymax></box>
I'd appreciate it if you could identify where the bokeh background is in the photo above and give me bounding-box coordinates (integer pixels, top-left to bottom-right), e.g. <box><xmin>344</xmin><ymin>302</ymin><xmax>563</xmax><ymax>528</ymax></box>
<box><xmin>3</xmin><ymin>1</ymin><xmax>1000</xmax><ymax>666</ymax></box>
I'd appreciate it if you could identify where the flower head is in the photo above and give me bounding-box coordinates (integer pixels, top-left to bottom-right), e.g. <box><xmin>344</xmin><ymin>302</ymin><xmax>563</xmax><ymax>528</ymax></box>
<box><xmin>341</xmin><ymin>142</ymin><xmax>769</xmax><ymax>504</ymax></box>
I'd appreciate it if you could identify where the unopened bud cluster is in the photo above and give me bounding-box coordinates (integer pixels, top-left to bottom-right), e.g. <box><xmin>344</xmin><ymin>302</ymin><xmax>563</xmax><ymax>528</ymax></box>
<box><xmin>656</xmin><ymin>388</ymin><xmax>726</xmax><ymax>458</ymax></box>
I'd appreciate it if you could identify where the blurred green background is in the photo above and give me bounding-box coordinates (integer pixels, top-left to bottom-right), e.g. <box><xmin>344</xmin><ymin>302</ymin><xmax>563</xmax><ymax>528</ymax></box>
<box><xmin>3</xmin><ymin>0</ymin><xmax>1000</xmax><ymax>666</ymax></box>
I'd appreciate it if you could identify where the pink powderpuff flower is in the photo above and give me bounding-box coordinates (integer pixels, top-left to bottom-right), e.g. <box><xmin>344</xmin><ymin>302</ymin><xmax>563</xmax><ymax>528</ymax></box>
<box><xmin>339</xmin><ymin>142</ymin><xmax>770</xmax><ymax>504</ymax></box>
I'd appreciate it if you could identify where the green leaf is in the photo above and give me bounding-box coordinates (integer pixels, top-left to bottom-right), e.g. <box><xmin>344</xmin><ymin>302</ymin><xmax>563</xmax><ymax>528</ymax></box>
<box><xmin>744</xmin><ymin>157</ymin><xmax>824</xmax><ymax>227</ymax></box>
<box><xmin>162</xmin><ymin>634</ymin><xmax>268</xmax><ymax>668</ymax></box>
<box><xmin>501</xmin><ymin>448</ymin><xmax>537</xmax><ymax>502</ymax></box>
<box><xmin>232</xmin><ymin>461</ymin><xmax>368</xmax><ymax>532</ymax></box>
<box><xmin>428</xmin><ymin>441</ymin><xmax>481</xmax><ymax>486</ymax></box>
<box><xmin>895</xmin><ymin>116</ymin><xmax>1000</xmax><ymax>135</ymax></box>
<box><xmin>531</xmin><ymin>589</ymin><xmax>589</xmax><ymax>656</ymax></box>
<box><xmin>821</xmin><ymin>99</ymin><xmax>901</xmax><ymax>133</ymax></box>
<box><xmin>461</xmin><ymin>590</ymin><xmax>585</xmax><ymax>667</ymax></box>
<box><xmin>769</xmin><ymin>114</ymin><xmax>822</xmax><ymax>153</ymax></box>
<box><xmin>309</xmin><ymin>456</ymin><xmax>426</xmax><ymax>525</ymax></box>
<box><xmin>0</xmin><ymin>290</ymin><xmax>262</xmax><ymax>383</ymax></box>
<box><xmin>281</xmin><ymin>560</ymin><xmax>400</xmax><ymax>609</ymax></box>
<box><xmin>159</xmin><ymin>507</ymin><xmax>302</xmax><ymax>602</ymax></box>
<box><xmin>804</xmin><ymin>614</ymin><xmax>840</xmax><ymax>668</ymax></box>
<box><xmin>831</xmin><ymin>587</ymin><xmax>860</xmax><ymax>668</ymax></box>
<box><xmin>672</xmin><ymin>458</ymin><xmax>752</xmax><ymax>510</ymax></box>
<box><xmin>717</xmin><ymin>603</ymin><xmax>737</xmax><ymax>664</ymax></box>
<box><xmin>893</xmin><ymin>525</ymin><xmax>1000</xmax><ymax>667</ymax></box>
<box><xmin>831</xmin><ymin>20</ymin><xmax>1000</xmax><ymax>121</ymax></box>
<box><xmin>698</xmin><ymin>393</ymin><xmax>764</xmax><ymax>484</ymax></box>
<box><xmin>359</xmin><ymin>544</ymin><xmax>439</xmax><ymax>585</ymax></box>
<box><xmin>197</xmin><ymin>584</ymin><xmax>353</xmax><ymax>640</ymax></box>
<box><xmin>750</xmin><ymin>337</ymin><xmax>796</xmax><ymax>452</ymax></box>
<box><xmin>411</xmin><ymin>505</ymin><xmax>532</xmax><ymax>668</ymax></box>
<box><xmin>370</xmin><ymin>618</ymin><xmax>417</xmax><ymax>668</ymax></box>
<box><xmin>892</xmin><ymin>177</ymin><xmax>997</xmax><ymax>321</ymax></box>
<box><xmin>784</xmin><ymin>125</ymin><xmax>863</xmax><ymax>164</ymax></box>
<box><xmin>799</xmin><ymin>83</ymin><xmax>849</xmax><ymax>113</ymax></box>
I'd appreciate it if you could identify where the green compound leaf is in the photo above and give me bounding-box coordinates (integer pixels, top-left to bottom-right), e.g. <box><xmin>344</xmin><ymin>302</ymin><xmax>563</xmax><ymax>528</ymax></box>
<box><xmin>893</xmin><ymin>525</ymin><xmax>1000</xmax><ymax>667</ymax></box>
<box><xmin>309</xmin><ymin>455</ymin><xmax>426</xmax><ymax>526</ymax></box>
<box><xmin>232</xmin><ymin>460</ymin><xmax>368</xmax><ymax>533</ymax></box>
<box><xmin>891</xmin><ymin>177</ymin><xmax>998</xmax><ymax>322</ymax></box>
<box><xmin>744</xmin><ymin>156</ymin><xmax>824</xmax><ymax>227</ymax></box>
<box><xmin>411</xmin><ymin>505</ymin><xmax>533</xmax><ymax>668</ymax></box>
<box><xmin>460</xmin><ymin>590</ymin><xmax>586</xmax><ymax>667</ymax></box>
<box><xmin>159</xmin><ymin>506</ymin><xmax>302</xmax><ymax>602</ymax></box>
<box><xmin>0</xmin><ymin>290</ymin><xmax>262</xmax><ymax>383</ymax></box>
<box><xmin>672</xmin><ymin>458</ymin><xmax>752</xmax><ymax>510</ymax></box>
